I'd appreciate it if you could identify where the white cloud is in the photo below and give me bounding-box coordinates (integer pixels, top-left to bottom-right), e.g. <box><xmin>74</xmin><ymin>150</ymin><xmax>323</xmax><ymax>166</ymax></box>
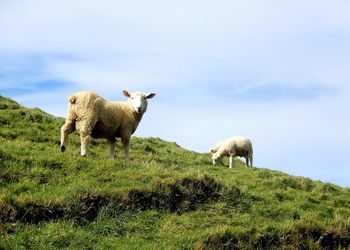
<box><xmin>2</xmin><ymin>0</ymin><xmax>350</xmax><ymax>92</ymax></box>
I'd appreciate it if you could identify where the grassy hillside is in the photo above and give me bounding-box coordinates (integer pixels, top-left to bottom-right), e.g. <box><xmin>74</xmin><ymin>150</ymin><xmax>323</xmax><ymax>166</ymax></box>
<box><xmin>0</xmin><ymin>95</ymin><xmax>350</xmax><ymax>249</ymax></box>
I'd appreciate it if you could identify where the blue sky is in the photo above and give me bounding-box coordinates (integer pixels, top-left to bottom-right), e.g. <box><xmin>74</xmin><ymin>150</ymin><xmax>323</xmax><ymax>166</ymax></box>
<box><xmin>1</xmin><ymin>0</ymin><xmax>350</xmax><ymax>187</ymax></box>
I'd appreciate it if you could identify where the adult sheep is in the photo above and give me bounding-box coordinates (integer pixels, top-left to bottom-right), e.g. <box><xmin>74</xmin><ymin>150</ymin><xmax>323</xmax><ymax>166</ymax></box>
<box><xmin>60</xmin><ymin>90</ymin><xmax>156</xmax><ymax>161</ymax></box>
<box><xmin>211</xmin><ymin>136</ymin><xmax>253</xmax><ymax>168</ymax></box>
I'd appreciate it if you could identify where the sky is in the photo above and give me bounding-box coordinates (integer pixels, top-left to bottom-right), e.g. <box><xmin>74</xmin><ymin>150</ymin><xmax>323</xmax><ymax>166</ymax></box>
<box><xmin>1</xmin><ymin>0</ymin><xmax>349</xmax><ymax>187</ymax></box>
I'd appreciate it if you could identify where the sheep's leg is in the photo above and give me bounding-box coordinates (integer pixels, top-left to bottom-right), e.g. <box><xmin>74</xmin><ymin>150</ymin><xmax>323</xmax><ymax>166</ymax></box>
<box><xmin>108</xmin><ymin>139</ymin><xmax>116</xmax><ymax>158</ymax></box>
<box><xmin>78</xmin><ymin>119</ymin><xmax>96</xmax><ymax>157</ymax></box>
<box><xmin>229</xmin><ymin>155</ymin><xmax>234</xmax><ymax>168</ymax></box>
<box><xmin>121</xmin><ymin>137</ymin><xmax>130</xmax><ymax>162</ymax></box>
<box><xmin>250</xmin><ymin>156</ymin><xmax>253</xmax><ymax>167</ymax></box>
<box><xmin>60</xmin><ymin>120</ymin><xmax>75</xmax><ymax>152</ymax></box>
<box><xmin>80</xmin><ymin>134</ymin><xmax>90</xmax><ymax>157</ymax></box>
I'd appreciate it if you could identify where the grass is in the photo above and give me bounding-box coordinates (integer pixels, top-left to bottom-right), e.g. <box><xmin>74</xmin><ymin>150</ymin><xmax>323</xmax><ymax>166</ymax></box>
<box><xmin>0</xmin><ymin>95</ymin><xmax>350</xmax><ymax>249</ymax></box>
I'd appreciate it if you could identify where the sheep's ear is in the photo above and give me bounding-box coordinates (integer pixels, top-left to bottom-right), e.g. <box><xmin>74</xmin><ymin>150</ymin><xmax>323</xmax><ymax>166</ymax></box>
<box><xmin>146</xmin><ymin>93</ymin><xmax>156</xmax><ymax>99</ymax></box>
<box><xmin>123</xmin><ymin>90</ymin><xmax>131</xmax><ymax>98</ymax></box>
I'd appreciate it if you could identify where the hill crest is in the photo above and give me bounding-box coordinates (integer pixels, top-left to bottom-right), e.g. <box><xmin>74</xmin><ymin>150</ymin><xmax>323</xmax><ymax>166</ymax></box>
<box><xmin>1</xmin><ymin>95</ymin><xmax>350</xmax><ymax>249</ymax></box>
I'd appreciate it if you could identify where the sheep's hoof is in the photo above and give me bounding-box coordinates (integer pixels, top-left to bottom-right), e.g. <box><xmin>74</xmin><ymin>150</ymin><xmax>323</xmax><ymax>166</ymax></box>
<box><xmin>61</xmin><ymin>145</ymin><xmax>66</xmax><ymax>152</ymax></box>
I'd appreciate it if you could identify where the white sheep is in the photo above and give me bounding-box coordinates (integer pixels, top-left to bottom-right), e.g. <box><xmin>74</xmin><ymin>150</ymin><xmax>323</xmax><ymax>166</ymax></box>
<box><xmin>211</xmin><ymin>136</ymin><xmax>253</xmax><ymax>168</ymax></box>
<box><xmin>60</xmin><ymin>90</ymin><xmax>156</xmax><ymax>161</ymax></box>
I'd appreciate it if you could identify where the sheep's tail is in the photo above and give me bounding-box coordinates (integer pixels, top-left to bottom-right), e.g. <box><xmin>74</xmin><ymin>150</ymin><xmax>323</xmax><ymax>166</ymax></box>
<box><xmin>69</xmin><ymin>95</ymin><xmax>77</xmax><ymax>105</ymax></box>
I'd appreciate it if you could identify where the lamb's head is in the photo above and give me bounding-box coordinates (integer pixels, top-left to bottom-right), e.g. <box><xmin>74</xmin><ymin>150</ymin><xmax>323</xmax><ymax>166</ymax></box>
<box><xmin>209</xmin><ymin>147</ymin><xmax>217</xmax><ymax>154</ymax></box>
<box><xmin>123</xmin><ymin>90</ymin><xmax>156</xmax><ymax>114</ymax></box>
<box><xmin>211</xmin><ymin>153</ymin><xmax>222</xmax><ymax>166</ymax></box>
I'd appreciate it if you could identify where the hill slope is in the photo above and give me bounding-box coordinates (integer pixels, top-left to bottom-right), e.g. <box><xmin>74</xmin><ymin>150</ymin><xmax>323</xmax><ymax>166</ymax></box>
<box><xmin>0</xmin><ymin>95</ymin><xmax>349</xmax><ymax>249</ymax></box>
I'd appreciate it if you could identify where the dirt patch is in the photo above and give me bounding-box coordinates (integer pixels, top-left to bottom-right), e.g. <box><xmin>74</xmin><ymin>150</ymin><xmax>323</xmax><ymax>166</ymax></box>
<box><xmin>124</xmin><ymin>189</ymin><xmax>160</xmax><ymax>211</ymax></box>
<box><xmin>197</xmin><ymin>231</ymin><xmax>240</xmax><ymax>250</ymax></box>
<box><xmin>124</xmin><ymin>175</ymin><xmax>221</xmax><ymax>213</ymax></box>
<box><xmin>0</xmin><ymin>201</ymin><xmax>17</xmax><ymax>223</ymax></box>
<box><xmin>319</xmin><ymin>231</ymin><xmax>350</xmax><ymax>249</ymax></box>
<box><xmin>16</xmin><ymin>203</ymin><xmax>65</xmax><ymax>223</ymax></box>
<box><xmin>296</xmin><ymin>222</ymin><xmax>350</xmax><ymax>249</ymax></box>
<box><xmin>69</xmin><ymin>191</ymin><xmax>109</xmax><ymax>225</ymax></box>
<box><xmin>6</xmin><ymin>175</ymin><xmax>222</xmax><ymax>224</ymax></box>
<box><xmin>197</xmin><ymin>226</ymin><xmax>350</xmax><ymax>249</ymax></box>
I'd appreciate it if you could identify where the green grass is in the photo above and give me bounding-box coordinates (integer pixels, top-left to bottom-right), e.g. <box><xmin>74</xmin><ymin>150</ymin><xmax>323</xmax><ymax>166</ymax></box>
<box><xmin>1</xmin><ymin>95</ymin><xmax>350</xmax><ymax>249</ymax></box>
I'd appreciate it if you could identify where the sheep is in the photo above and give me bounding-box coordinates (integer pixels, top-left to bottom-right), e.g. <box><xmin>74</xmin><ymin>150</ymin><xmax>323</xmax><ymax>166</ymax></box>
<box><xmin>211</xmin><ymin>136</ymin><xmax>253</xmax><ymax>168</ymax></box>
<box><xmin>60</xmin><ymin>90</ymin><xmax>156</xmax><ymax>161</ymax></box>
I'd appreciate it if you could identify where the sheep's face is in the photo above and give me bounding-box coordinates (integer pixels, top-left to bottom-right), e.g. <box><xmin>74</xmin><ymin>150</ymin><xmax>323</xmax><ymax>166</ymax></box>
<box><xmin>123</xmin><ymin>90</ymin><xmax>156</xmax><ymax>114</ymax></box>
<box><xmin>212</xmin><ymin>154</ymin><xmax>222</xmax><ymax>166</ymax></box>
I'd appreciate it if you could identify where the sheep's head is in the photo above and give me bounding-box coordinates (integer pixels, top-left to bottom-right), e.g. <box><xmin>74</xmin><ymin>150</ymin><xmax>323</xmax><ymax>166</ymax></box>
<box><xmin>211</xmin><ymin>153</ymin><xmax>222</xmax><ymax>166</ymax></box>
<box><xmin>123</xmin><ymin>90</ymin><xmax>156</xmax><ymax>114</ymax></box>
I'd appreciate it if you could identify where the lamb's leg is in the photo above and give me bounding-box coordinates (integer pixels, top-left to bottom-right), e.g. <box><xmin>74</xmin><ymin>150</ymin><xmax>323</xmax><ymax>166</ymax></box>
<box><xmin>60</xmin><ymin>120</ymin><xmax>75</xmax><ymax>152</ymax></box>
<box><xmin>229</xmin><ymin>155</ymin><xmax>234</xmax><ymax>168</ymax></box>
<box><xmin>121</xmin><ymin>137</ymin><xmax>130</xmax><ymax>162</ymax></box>
<box><xmin>250</xmin><ymin>156</ymin><xmax>253</xmax><ymax>167</ymax></box>
<box><xmin>108</xmin><ymin>138</ymin><xmax>116</xmax><ymax>158</ymax></box>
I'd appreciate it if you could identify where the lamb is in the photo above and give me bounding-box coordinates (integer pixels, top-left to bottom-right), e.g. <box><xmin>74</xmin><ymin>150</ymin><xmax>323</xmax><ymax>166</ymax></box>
<box><xmin>211</xmin><ymin>136</ymin><xmax>253</xmax><ymax>168</ymax></box>
<box><xmin>60</xmin><ymin>90</ymin><xmax>156</xmax><ymax>161</ymax></box>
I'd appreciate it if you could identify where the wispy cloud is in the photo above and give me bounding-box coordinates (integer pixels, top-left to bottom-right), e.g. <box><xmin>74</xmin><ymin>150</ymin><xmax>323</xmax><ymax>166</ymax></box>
<box><xmin>230</xmin><ymin>84</ymin><xmax>339</xmax><ymax>102</ymax></box>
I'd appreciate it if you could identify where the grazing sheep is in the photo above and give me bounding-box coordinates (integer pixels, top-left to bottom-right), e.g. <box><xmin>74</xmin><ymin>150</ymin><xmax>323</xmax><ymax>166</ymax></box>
<box><xmin>60</xmin><ymin>90</ymin><xmax>156</xmax><ymax>161</ymax></box>
<box><xmin>211</xmin><ymin>136</ymin><xmax>253</xmax><ymax>168</ymax></box>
